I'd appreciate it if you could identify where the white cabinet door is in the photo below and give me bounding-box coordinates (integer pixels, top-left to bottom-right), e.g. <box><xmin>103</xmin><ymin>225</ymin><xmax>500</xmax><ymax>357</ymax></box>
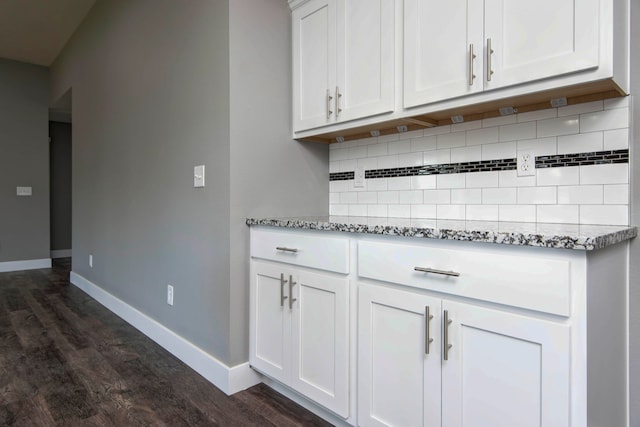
<box><xmin>441</xmin><ymin>301</ymin><xmax>571</xmax><ymax>427</ymax></box>
<box><xmin>290</xmin><ymin>270</ymin><xmax>350</xmax><ymax>417</ymax></box>
<box><xmin>336</xmin><ymin>0</ymin><xmax>395</xmax><ymax>121</ymax></box>
<box><xmin>292</xmin><ymin>0</ymin><xmax>337</xmax><ymax>132</ymax></box>
<box><xmin>358</xmin><ymin>284</ymin><xmax>442</xmax><ymax>427</ymax></box>
<box><xmin>484</xmin><ymin>0</ymin><xmax>599</xmax><ymax>91</ymax></box>
<box><xmin>404</xmin><ymin>0</ymin><xmax>483</xmax><ymax>108</ymax></box>
<box><xmin>250</xmin><ymin>262</ymin><xmax>291</xmax><ymax>383</ymax></box>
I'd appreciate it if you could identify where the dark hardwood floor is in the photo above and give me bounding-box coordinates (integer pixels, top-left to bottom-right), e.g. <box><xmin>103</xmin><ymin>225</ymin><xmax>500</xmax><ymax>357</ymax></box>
<box><xmin>0</xmin><ymin>259</ymin><xmax>332</xmax><ymax>426</ymax></box>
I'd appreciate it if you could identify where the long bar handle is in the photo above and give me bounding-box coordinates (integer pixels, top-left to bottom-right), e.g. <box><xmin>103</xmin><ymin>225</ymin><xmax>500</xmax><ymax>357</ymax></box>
<box><xmin>335</xmin><ymin>86</ymin><xmax>342</xmax><ymax>119</ymax></box>
<box><xmin>280</xmin><ymin>273</ymin><xmax>288</xmax><ymax>307</ymax></box>
<box><xmin>276</xmin><ymin>247</ymin><xmax>299</xmax><ymax>253</ymax></box>
<box><xmin>486</xmin><ymin>38</ymin><xmax>494</xmax><ymax>82</ymax></box>
<box><xmin>443</xmin><ymin>310</ymin><xmax>453</xmax><ymax>361</ymax></box>
<box><xmin>425</xmin><ymin>306</ymin><xmax>434</xmax><ymax>355</ymax></box>
<box><xmin>288</xmin><ymin>275</ymin><xmax>297</xmax><ymax>309</ymax></box>
<box><xmin>327</xmin><ymin>89</ymin><xmax>334</xmax><ymax>119</ymax></box>
<box><xmin>414</xmin><ymin>266</ymin><xmax>460</xmax><ymax>277</ymax></box>
<box><xmin>468</xmin><ymin>43</ymin><xmax>476</xmax><ymax>86</ymax></box>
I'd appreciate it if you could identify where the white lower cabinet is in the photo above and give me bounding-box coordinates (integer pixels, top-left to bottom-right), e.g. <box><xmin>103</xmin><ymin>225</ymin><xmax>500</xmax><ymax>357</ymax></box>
<box><xmin>358</xmin><ymin>283</ymin><xmax>570</xmax><ymax>427</ymax></box>
<box><xmin>250</xmin><ymin>261</ymin><xmax>350</xmax><ymax>417</ymax></box>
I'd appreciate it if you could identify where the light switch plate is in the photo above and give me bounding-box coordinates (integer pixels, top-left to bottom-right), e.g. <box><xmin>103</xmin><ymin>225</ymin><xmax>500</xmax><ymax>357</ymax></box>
<box><xmin>17</xmin><ymin>186</ymin><xmax>32</xmax><ymax>196</ymax></box>
<box><xmin>194</xmin><ymin>165</ymin><xmax>205</xmax><ymax>187</ymax></box>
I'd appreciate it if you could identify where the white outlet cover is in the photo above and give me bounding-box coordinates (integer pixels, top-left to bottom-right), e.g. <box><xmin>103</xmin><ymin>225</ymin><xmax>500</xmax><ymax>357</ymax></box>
<box><xmin>517</xmin><ymin>150</ymin><xmax>536</xmax><ymax>177</ymax></box>
<box><xmin>16</xmin><ymin>186</ymin><xmax>32</xmax><ymax>196</ymax></box>
<box><xmin>354</xmin><ymin>166</ymin><xmax>365</xmax><ymax>188</ymax></box>
<box><xmin>194</xmin><ymin>165</ymin><xmax>205</xmax><ymax>187</ymax></box>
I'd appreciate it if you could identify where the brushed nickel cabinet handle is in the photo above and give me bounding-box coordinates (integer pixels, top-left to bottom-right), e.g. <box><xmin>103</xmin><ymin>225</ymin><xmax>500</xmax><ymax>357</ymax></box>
<box><xmin>280</xmin><ymin>273</ymin><xmax>288</xmax><ymax>307</ymax></box>
<box><xmin>335</xmin><ymin>86</ymin><xmax>342</xmax><ymax>119</ymax></box>
<box><xmin>425</xmin><ymin>306</ymin><xmax>434</xmax><ymax>355</ymax></box>
<box><xmin>468</xmin><ymin>43</ymin><xmax>476</xmax><ymax>86</ymax></box>
<box><xmin>276</xmin><ymin>247</ymin><xmax>299</xmax><ymax>253</ymax></box>
<box><xmin>443</xmin><ymin>310</ymin><xmax>453</xmax><ymax>361</ymax></box>
<box><xmin>486</xmin><ymin>38</ymin><xmax>494</xmax><ymax>82</ymax></box>
<box><xmin>327</xmin><ymin>89</ymin><xmax>334</xmax><ymax>119</ymax></box>
<box><xmin>414</xmin><ymin>266</ymin><xmax>460</xmax><ymax>277</ymax></box>
<box><xmin>288</xmin><ymin>275</ymin><xmax>297</xmax><ymax>310</ymax></box>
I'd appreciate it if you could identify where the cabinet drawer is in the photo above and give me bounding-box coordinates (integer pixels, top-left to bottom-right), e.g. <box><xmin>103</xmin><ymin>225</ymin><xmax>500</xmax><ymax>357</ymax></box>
<box><xmin>358</xmin><ymin>240</ymin><xmax>570</xmax><ymax>316</ymax></box>
<box><xmin>251</xmin><ymin>228</ymin><xmax>349</xmax><ymax>274</ymax></box>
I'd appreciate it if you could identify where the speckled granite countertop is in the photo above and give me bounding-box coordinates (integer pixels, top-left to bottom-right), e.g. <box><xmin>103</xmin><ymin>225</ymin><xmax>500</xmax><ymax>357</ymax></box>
<box><xmin>246</xmin><ymin>216</ymin><xmax>637</xmax><ymax>251</ymax></box>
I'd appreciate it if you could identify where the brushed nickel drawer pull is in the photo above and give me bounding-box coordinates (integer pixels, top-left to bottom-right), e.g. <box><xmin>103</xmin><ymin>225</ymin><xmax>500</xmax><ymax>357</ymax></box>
<box><xmin>486</xmin><ymin>38</ymin><xmax>494</xmax><ymax>82</ymax></box>
<box><xmin>327</xmin><ymin>89</ymin><xmax>334</xmax><ymax>119</ymax></box>
<box><xmin>414</xmin><ymin>266</ymin><xmax>460</xmax><ymax>277</ymax></box>
<box><xmin>444</xmin><ymin>309</ymin><xmax>453</xmax><ymax>361</ymax></box>
<box><xmin>276</xmin><ymin>247</ymin><xmax>299</xmax><ymax>253</ymax></box>
<box><xmin>280</xmin><ymin>273</ymin><xmax>288</xmax><ymax>307</ymax></box>
<box><xmin>468</xmin><ymin>43</ymin><xmax>476</xmax><ymax>86</ymax></box>
<box><xmin>288</xmin><ymin>275</ymin><xmax>297</xmax><ymax>309</ymax></box>
<box><xmin>425</xmin><ymin>305</ymin><xmax>434</xmax><ymax>355</ymax></box>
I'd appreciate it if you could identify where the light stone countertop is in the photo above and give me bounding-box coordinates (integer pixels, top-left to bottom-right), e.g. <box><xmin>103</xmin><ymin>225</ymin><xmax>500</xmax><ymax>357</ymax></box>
<box><xmin>246</xmin><ymin>216</ymin><xmax>637</xmax><ymax>251</ymax></box>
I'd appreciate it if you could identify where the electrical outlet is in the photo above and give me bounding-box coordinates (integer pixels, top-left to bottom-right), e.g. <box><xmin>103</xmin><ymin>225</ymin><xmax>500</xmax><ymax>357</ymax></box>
<box><xmin>89</xmin><ymin>254</ymin><xmax>93</xmax><ymax>268</ymax></box>
<box><xmin>517</xmin><ymin>150</ymin><xmax>536</xmax><ymax>177</ymax></box>
<box><xmin>167</xmin><ymin>285</ymin><xmax>174</xmax><ymax>306</ymax></box>
<box><xmin>354</xmin><ymin>166</ymin><xmax>365</xmax><ymax>188</ymax></box>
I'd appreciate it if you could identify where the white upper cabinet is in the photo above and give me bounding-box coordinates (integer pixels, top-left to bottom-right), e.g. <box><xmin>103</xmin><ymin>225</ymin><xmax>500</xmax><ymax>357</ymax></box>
<box><xmin>404</xmin><ymin>0</ymin><xmax>601</xmax><ymax>108</ymax></box>
<box><xmin>292</xmin><ymin>0</ymin><xmax>394</xmax><ymax>132</ymax></box>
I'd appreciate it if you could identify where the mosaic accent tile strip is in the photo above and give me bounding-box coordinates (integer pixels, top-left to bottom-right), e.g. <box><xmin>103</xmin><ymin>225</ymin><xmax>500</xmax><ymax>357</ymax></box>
<box><xmin>329</xmin><ymin>149</ymin><xmax>629</xmax><ymax>181</ymax></box>
<box><xmin>536</xmin><ymin>149</ymin><xmax>629</xmax><ymax>168</ymax></box>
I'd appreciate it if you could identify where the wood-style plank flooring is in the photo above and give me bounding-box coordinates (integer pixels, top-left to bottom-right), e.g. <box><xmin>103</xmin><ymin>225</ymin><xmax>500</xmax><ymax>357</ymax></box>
<box><xmin>0</xmin><ymin>259</ymin><xmax>332</xmax><ymax>426</ymax></box>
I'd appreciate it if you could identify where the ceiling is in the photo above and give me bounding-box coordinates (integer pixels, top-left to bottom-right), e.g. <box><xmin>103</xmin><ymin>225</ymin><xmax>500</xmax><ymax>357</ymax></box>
<box><xmin>0</xmin><ymin>0</ymin><xmax>96</xmax><ymax>66</ymax></box>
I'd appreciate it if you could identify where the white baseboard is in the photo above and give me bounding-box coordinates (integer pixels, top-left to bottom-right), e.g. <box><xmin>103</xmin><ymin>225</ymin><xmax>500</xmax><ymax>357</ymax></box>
<box><xmin>51</xmin><ymin>249</ymin><xmax>72</xmax><ymax>258</ymax></box>
<box><xmin>0</xmin><ymin>258</ymin><xmax>51</xmax><ymax>273</ymax></box>
<box><xmin>69</xmin><ymin>271</ymin><xmax>261</xmax><ymax>395</ymax></box>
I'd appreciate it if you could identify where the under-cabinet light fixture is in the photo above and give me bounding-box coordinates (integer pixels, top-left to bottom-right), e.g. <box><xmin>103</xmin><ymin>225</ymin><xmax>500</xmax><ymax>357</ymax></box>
<box><xmin>370</xmin><ymin>130</ymin><xmax>381</xmax><ymax>137</ymax></box>
<box><xmin>499</xmin><ymin>106</ymin><xmax>517</xmax><ymax>116</ymax></box>
<box><xmin>550</xmin><ymin>97</ymin><xmax>568</xmax><ymax>108</ymax></box>
<box><xmin>451</xmin><ymin>115</ymin><xmax>465</xmax><ymax>124</ymax></box>
<box><xmin>397</xmin><ymin>125</ymin><xmax>408</xmax><ymax>133</ymax></box>
<box><xmin>335</xmin><ymin>136</ymin><xmax>345</xmax><ymax>143</ymax></box>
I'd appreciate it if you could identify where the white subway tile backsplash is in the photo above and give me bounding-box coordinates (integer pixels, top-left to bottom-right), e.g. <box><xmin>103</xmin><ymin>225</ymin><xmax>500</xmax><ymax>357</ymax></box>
<box><xmin>424</xmin><ymin>189</ymin><xmax>452</xmax><ymax>204</ymax></box>
<box><xmin>388</xmin><ymin>140</ymin><xmax>411</xmax><ymax>154</ymax></box>
<box><xmin>557</xmin><ymin>100</ymin><xmax>603</xmax><ymax>117</ymax></box>
<box><xmin>482</xmin><ymin>142</ymin><xmax>517</xmax><ymax>161</ymax></box>
<box><xmin>399</xmin><ymin>190</ymin><xmax>423</xmax><ymax>204</ymax></box>
<box><xmin>358</xmin><ymin>192</ymin><xmax>378</xmax><ymax>204</ymax></box>
<box><xmin>603</xmin><ymin>129</ymin><xmax>629</xmax><ymax>150</ymax></box>
<box><xmin>518</xmin><ymin>187</ymin><xmax>557</xmax><ymax>205</ymax></box>
<box><xmin>389</xmin><ymin>204</ymin><xmax>411</xmax><ymax>218</ymax></box>
<box><xmin>437</xmin><ymin>173</ymin><xmax>466</xmax><ymax>189</ymax></box>
<box><xmin>328</xmin><ymin>100</ymin><xmax>629</xmax><ymax>227</ymax></box>
<box><xmin>398</xmin><ymin>152</ymin><xmax>425</xmax><ymax>167</ymax></box>
<box><xmin>499</xmin><ymin>205</ymin><xmax>536</xmax><ymax>222</ymax></box>
<box><xmin>368</xmin><ymin>204</ymin><xmax>388</xmax><ymax>217</ymax></box>
<box><xmin>483</xmin><ymin>188</ymin><xmax>517</xmax><ymax>204</ymax></box>
<box><xmin>437</xmin><ymin>132</ymin><xmax>466</xmax><ymax>149</ymax></box>
<box><xmin>557</xmin><ymin>185</ymin><xmax>603</xmax><ymax>205</ymax></box>
<box><xmin>604</xmin><ymin>184</ymin><xmax>629</xmax><ymax>204</ymax></box>
<box><xmin>411</xmin><ymin>135</ymin><xmax>437</xmax><ymax>152</ymax></box>
<box><xmin>557</xmin><ymin>132</ymin><xmax>603</xmax><ymax>155</ymax></box>
<box><xmin>467</xmin><ymin>205</ymin><xmax>499</xmax><ymax>221</ymax></box>
<box><xmin>537</xmin><ymin>166</ymin><xmax>579</xmax><ymax>186</ymax></box>
<box><xmin>411</xmin><ymin>175</ymin><xmax>437</xmax><ymax>190</ymax></box>
<box><xmin>537</xmin><ymin>205</ymin><xmax>579</xmax><ymax>224</ymax></box>
<box><xmin>388</xmin><ymin>176</ymin><xmax>412</xmax><ymax>190</ymax></box>
<box><xmin>580</xmin><ymin>163</ymin><xmax>628</xmax><ymax>185</ymax></box>
<box><xmin>499</xmin><ymin>170</ymin><xmax>536</xmax><ymax>187</ymax></box>
<box><xmin>580</xmin><ymin>108</ymin><xmax>629</xmax><ymax>133</ymax></box>
<box><xmin>437</xmin><ymin>204</ymin><xmax>465</xmax><ymax>220</ymax></box>
<box><xmin>424</xmin><ymin>149</ymin><xmax>451</xmax><ymax>165</ymax></box>
<box><xmin>411</xmin><ymin>204</ymin><xmax>437</xmax><ymax>218</ymax></box>
<box><xmin>499</xmin><ymin>122</ymin><xmax>536</xmax><ymax>142</ymax></box>
<box><xmin>466</xmin><ymin>171</ymin><xmax>499</xmax><ymax>188</ymax></box>
<box><xmin>517</xmin><ymin>137</ymin><xmax>557</xmax><ymax>156</ymax></box>
<box><xmin>451</xmin><ymin>146</ymin><xmax>482</xmax><ymax>163</ymax></box>
<box><xmin>466</xmin><ymin>127</ymin><xmax>500</xmax><ymax>146</ymax></box>
<box><xmin>580</xmin><ymin>205</ymin><xmax>628</xmax><ymax>225</ymax></box>
<box><xmin>451</xmin><ymin>189</ymin><xmax>482</xmax><ymax>204</ymax></box>
<box><xmin>378</xmin><ymin>191</ymin><xmax>400</xmax><ymax>204</ymax></box>
<box><xmin>537</xmin><ymin>116</ymin><xmax>579</xmax><ymax>138</ymax></box>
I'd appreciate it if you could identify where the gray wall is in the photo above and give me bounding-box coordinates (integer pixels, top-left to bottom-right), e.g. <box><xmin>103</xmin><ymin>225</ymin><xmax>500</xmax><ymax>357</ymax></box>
<box><xmin>50</xmin><ymin>0</ymin><xmax>328</xmax><ymax>365</ymax></box>
<box><xmin>0</xmin><ymin>59</ymin><xmax>50</xmax><ymax>263</ymax></box>
<box><xmin>228</xmin><ymin>0</ymin><xmax>329</xmax><ymax>365</ymax></box>
<box><xmin>629</xmin><ymin>0</ymin><xmax>639</xmax><ymax>424</ymax></box>
<box><xmin>49</xmin><ymin>121</ymin><xmax>72</xmax><ymax>252</ymax></box>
